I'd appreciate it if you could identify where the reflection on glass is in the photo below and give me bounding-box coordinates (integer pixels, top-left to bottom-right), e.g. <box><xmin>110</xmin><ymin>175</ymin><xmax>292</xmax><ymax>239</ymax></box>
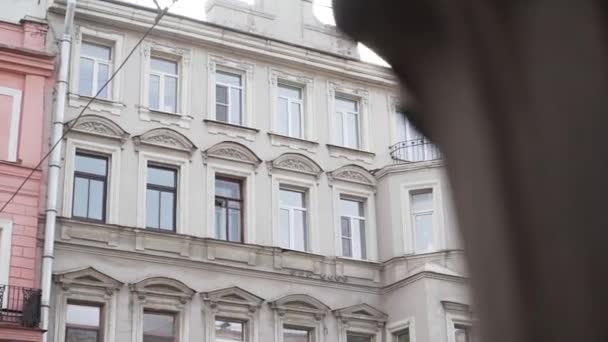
<box><xmin>284</xmin><ymin>326</ymin><xmax>310</xmax><ymax>342</ymax></box>
<box><xmin>215</xmin><ymin>318</ymin><xmax>244</xmax><ymax>341</ymax></box>
<box><xmin>143</xmin><ymin>311</ymin><xmax>175</xmax><ymax>342</ymax></box>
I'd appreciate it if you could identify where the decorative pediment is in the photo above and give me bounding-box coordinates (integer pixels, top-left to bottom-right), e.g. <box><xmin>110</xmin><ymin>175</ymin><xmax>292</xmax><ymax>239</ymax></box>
<box><xmin>442</xmin><ymin>301</ymin><xmax>472</xmax><ymax>314</ymax></box>
<box><xmin>327</xmin><ymin>164</ymin><xmax>376</xmax><ymax>186</ymax></box>
<box><xmin>203</xmin><ymin>141</ymin><xmax>261</xmax><ymax>166</ymax></box>
<box><xmin>129</xmin><ymin>277</ymin><xmax>195</xmax><ymax>303</ymax></box>
<box><xmin>67</xmin><ymin>115</ymin><xmax>129</xmax><ymax>143</ymax></box>
<box><xmin>333</xmin><ymin>303</ymin><xmax>388</xmax><ymax>323</ymax></box>
<box><xmin>269</xmin><ymin>294</ymin><xmax>330</xmax><ymax>318</ymax></box>
<box><xmin>54</xmin><ymin>267</ymin><xmax>122</xmax><ymax>293</ymax></box>
<box><xmin>267</xmin><ymin>153</ymin><xmax>323</xmax><ymax>178</ymax></box>
<box><xmin>133</xmin><ymin>128</ymin><xmax>197</xmax><ymax>154</ymax></box>
<box><xmin>201</xmin><ymin>286</ymin><xmax>264</xmax><ymax>312</ymax></box>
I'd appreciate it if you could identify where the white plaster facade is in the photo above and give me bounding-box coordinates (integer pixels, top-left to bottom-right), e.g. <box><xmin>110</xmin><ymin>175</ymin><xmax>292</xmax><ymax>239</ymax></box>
<box><xmin>45</xmin><ymin>0</ymin><xmax>474</xmax><ymax>341</ymax></box>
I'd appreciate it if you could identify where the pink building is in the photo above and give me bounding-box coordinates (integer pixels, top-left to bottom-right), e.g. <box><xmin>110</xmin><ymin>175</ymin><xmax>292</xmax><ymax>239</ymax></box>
<box><xmin>0</xmin><ymin>19</ymin><xmax>54</xmax><ymax>341</ymax></box>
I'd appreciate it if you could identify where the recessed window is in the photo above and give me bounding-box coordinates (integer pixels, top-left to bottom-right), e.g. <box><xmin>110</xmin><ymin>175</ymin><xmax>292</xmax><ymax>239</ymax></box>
<box><xmin>215</xmin><ymin>318</ymin><xmax>245</xmax><ymax>342</ymax></box>
<box><xmin>65</xmin><ymin>303</ymin><xmax>102</xmax><ymax>342</ymax></box>
<box><xmin>79</xmin><ymin>41</ymin><xmax>112</xmax><ymax>99</ymax></box>
<box><xmin>340</xmin><ymin>197</ymin><xmax>366</xmax><ymax>260</ymax></box>
<box><xmin>146</xmin><ymin>165</ymin><xmax>177</xmax><ymax>231</ymax></box>
<box><xmin>394</xmin><ymin>329</ymin><xmax>410</xmax><ymax>342</ymax></box>
<box><xmin>143</xmin><ymin>311</ymin><xmax>176</xmax><ymax>342</ymax></box>
<box><xmin>283</xmin><ymin>326</ymin><xmax>311</xmax><ymax>342</ymax></box>
<box><xmin>72</xmin><ymin>152</ymin><xmax>108</xmax><ymax>222</ymax></box>
<box><xmin>149</xmin><ymin>57</ymin><xmax>178</xmax><ymax>113</ymax></box>
<box><xmin>347</xmin><ymin>333</ymin><xmax>373</xmax><ymax>342</ymax></box>
<box><xmin>411</xmin><ymin>189</ymin><xmax>435</xmax><ymax>253</ymax></box>
<box><xmin>279</xmin><ymin>188</ymin><xmax>307</xmax><ymax>251</ymax></box>
<box><xmin>215</xmin><ymin>71</ymin><xmax>243</xmax><ymax>125</ymax></box>
<box><xmin>454</xmin><ymin>324</ymin><xmax>472</xmax><ymax>342</ymax></box>
<box><xmin>215</xmin><ymin>177</ymin><xmax>243</xmax><ymax>242</ymax></box>
<box><xmin>277</xmin><ymin>83</ymin><xmax>304</xmax><ymax>138</ymax></box>
<box><xmin>335</xmin><ymin>96</ymin><xmax>360</xmax><ymax>149</ymax></box>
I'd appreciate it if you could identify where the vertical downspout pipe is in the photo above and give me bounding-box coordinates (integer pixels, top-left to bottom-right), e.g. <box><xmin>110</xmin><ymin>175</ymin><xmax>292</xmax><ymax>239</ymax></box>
<box><xmin>41</xmin><ymin>0</ymin><xmax>77</xmax><ymax>340</ymax></box>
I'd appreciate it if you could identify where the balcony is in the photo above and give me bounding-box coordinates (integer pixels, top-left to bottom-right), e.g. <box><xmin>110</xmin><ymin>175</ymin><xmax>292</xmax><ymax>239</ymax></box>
<box><xmin>390</xmin><ymin>139</ymin><xmax>442</xmax><ymax>163</ymax></box>
<box><xmin>0</xmin><ymin>285</ymin><xmax>41</xmax><ymax>328</ymax></box>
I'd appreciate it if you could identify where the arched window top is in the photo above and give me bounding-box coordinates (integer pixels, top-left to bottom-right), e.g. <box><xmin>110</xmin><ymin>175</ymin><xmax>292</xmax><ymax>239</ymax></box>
<box><xmin>133</xmin><ymin>127</ymin><xmax>197</xmax><ymax>154</ymax></box>
<box><xmin>129</xmin><ymin>277</ymin><xmax>195</xmax><ymax>301</ymax></box>
<box><xmin>67</xmin><ymin>115</ymin><xmax>130</xmax><ymax>143</ymax></box>
<box><xmin>203</xmin><ymin>141</ymin><xmax>261</xmax><ymax>166</ymax></box>
<box><xmin>268</xmin><ymin>152</ymin><xmax>323</xmax><ymax>178</ymax></box>
<box><xmin>269</xmin><ymin>294</ymin><xmax>330</xmax><ymax>317</ymax></box>
<box><xmin>328</xmin><ymin>164</ymin><xmax>376</xmax><ymax>186</ymax></box>
<box><xmin>54</xmin><ymin>266</ymin><xmax>123</xmax><ymax>293</ymax></box>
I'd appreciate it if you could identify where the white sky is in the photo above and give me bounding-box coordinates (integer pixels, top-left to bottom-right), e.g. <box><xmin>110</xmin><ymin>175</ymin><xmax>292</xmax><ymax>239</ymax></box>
<box><xmin>126</xmin><ymin>0</ymin><xmax>389</xmax><ymax>67</ymax></box>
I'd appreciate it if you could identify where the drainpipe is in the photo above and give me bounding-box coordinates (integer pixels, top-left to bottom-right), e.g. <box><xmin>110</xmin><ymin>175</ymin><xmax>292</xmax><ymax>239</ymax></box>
<box><xmin>41</xmin><ymin>0</ymin><xmax>77</xmax><ymax>340</ymax></box>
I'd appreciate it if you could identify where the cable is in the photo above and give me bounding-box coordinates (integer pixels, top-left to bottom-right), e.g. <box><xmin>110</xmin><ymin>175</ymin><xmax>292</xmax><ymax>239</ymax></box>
<box><xmin>0</xmin><ymin>0</ymin><xmax>179</xmax><ymax>214</ymax></box>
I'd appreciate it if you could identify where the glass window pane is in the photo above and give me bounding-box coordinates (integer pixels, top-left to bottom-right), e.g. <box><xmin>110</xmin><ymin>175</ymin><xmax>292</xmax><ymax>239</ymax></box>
<box><xmin>336</xmin><ymin>97</ymin><xmax>357</xmax><ymax>112</ymax></box>
<box><xmin>215</xmin><ymin>319</ymin><xmax>244</xmax><ymax>341</ymax></box>
<box><xmin>215</xmin><ymin>179</ymin><xmax>241</xmax><ymax>199</ymax></box>
<box><xmin>75</xmin><ymin>154</ymin><xmax>107</xmax><ymax>176</ymax></box>
<box><xmin>340</xmin><ymin>198</ymin><xmax>363</xmax><ymax>217</ymax></box>
<box><xmin>396</xmin><ymin>111</ymin><xmax>408</xmax><ymax>143</ymax></box>
<box><xmin>411</xmin><ymin>189</ymin><xmax>433</xmax><ymax>212</ymax></box>
<box><xmin>73</xmin><ymin>177</ymin><xmax>89</xmax><ymax>218</ymax></box>
<box><xmin>341</xmin><ymin>217</ymin><xmax>351</xmax><ymax>237</ymax></box>
<box><xmin>143</xmin><ymin>336</ymin><xmax>173</xmax><ymax>342</ymax></box>
<box><xmin>149</xmin><ymin>74</ymin><xmax>160</xmax><ymax>110</ymax></box>
<box><xmin>160</xmin><ymin>191</ymin><xmax>175</xmax><ymax>230</ymax></box>
<box><xmin>335</xmin><ymin>112</ymin><xmax>344</xmax><ymax>145</ymax></box>
<box><xmin>143</xmin><ymin>312</ymin><xmax>174</xmax><ymax>336</ymax></box>
<box><xmin>455</xmin><ymin>326</ymin><xmax>471</xmax><ymax>342</ymax></box>
<box><xmin>151</xmin><ymin>57</ymin><xmax>177</xmax><ymax>74</ymax></box>
<box><xmin>294</xmin><ymin>210</ymin><xmax>307</xmax><ymax>251</ymax></box>
<box><xmin>291</xmin><ymin>102</ymin><xmax>302</xmax><ymax>138</ymax></box>
<box><xmin>347</xmin><ymin>334</ymin><xmax>372</xmax><ymax>342</ymax></box>
<box><xmin>279</xmin><ymin>208</ymin><xmax>290</xmax><ymax>248</ymax></box>
<box><xmin>228</xmin><ymin>208</ymin><xmax>242</xmax><ymax>242</ymax></box>
<box><xmin>277</xmin><ymin>97</ymin><xmax>289</xmax><ymax>135</ymax></box>
<box><xmin>66</xmin><ymin>328</ymin><xmax>99</xmax><ymax>342</ymax></box>
<box><xmin>358</xmin><ymin>219</ymin><xmax>367</xmax><ymax>260</ymax></box>
<box><xmin>346</xmin><ymin>112</ymin><xmax>360</xmax><ymax>149</ymax></box>
<box><xmin>278</xmin><ymin>84</ymin><xmax>302</xmax><ymax>99</ymax></box>
<box><xmin>147</xmin><ymin>166</ymin><xmax>176</xmax><ymax>188</ymax></box>
<box><xmin>396</xmin><ymin>329</ymin><xmax>410</xmax><ymax>342</ymax></box>
<box><xmin>280</xmin><ymin>189</ymin><xmax>304</xmax><ymax>207</ymax></box>
<box><xmin>215</xmin><ymin>202</ymin><xmax>227</xmax><ymax>240</ymax></box>
<box><xmin>217</xmin><ymin>71</ymin><xmax>241</xmax><ymax>86</ymax></box>
<box><xmin>79</xmin><ymin>57</ymin><xmax>94</xmax><ymax>96</ymax></box>
<box><xmin>146</xmin><ymin>189</ymin><xmax>160</xmax><ymax>229</ymax></box>
<box><xmin>284</xmin><ymin>327</ymin><xmax>310</xmax><ymax>342</ymax></box>
<box><xmin>216</xmin><ymin>104</ymin><xmax>228</xmax><ymax>123</ymax></box>
<box><xmin>230</xmin><ymin>87</ymin><xmax>242</xmax><ymax>125</ymax></box>
<box><xmin>97</xmin><ymin>63</ymin><xmax>109</xmax><ymax>99</ymax></box>
<box><xmin>88</xmin><ymin>179</ymin><xmax>104</xmax><ymax>220</ymax></box>
<box><xmin>414</xmin><ymin>213</ymin><xmax>434</xmax><ymax>252</ymax></box>
<box><xmin>216</xmin><ymin>85</ymin><xmax>228</xmax><ymax>104</ymax></box>
<box><xmin>164</xmin><ymin>76</ymin><xmax>177</xmax><ymax>112</ymax></box>
<box><xmin>66</xmin><ymin>304</ymin><xmax>100</xmax><ymax>326</ymax></box>
<box><xmin>81</xmin><ymin>42</ymin><xmax>111</xmax><ymax>60</ymax></box>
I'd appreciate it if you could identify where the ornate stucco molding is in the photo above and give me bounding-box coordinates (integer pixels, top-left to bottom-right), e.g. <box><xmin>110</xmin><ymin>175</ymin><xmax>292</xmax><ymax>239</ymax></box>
<box><xmin>66</xmin><ymin>115</ymin><xmax>130</xmax><ymax>145</ymax></box>
<box><xmin>266</xmin><ymin>152</ymin><xmax>323</xmax><ymax>178</ymax></box>
<box><xmin>202</xmin><ymin>141</ymin><xmax>262</xmax><ymax>166</ymax></box>
<box><xmin>327</xmin><ymin>164</ymin><xmax>376</xmax><ymax>187</ymax></box>
<box><xmin>132</xmin><ymin>127</ymin><xmax>197</xmax><ymax>155</ymax></box>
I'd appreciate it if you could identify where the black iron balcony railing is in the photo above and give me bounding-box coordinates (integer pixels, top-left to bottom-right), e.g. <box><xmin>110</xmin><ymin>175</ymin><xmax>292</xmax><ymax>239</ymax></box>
<box><xmin>0</xmin><ymin>284</ymin><xmax>41</xmax><ymax>328</ymax></box>
<box><xmin>390</xmin><ymin>139</ymin><xmax>442</xmax><ymax>163</ymax></box>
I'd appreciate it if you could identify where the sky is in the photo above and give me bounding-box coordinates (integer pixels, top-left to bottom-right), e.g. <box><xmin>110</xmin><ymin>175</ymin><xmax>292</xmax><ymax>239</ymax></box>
<box><xmin>126</xmin><ymin>0</ymin><xmax>389</xmax><ymax>67</ymax></box>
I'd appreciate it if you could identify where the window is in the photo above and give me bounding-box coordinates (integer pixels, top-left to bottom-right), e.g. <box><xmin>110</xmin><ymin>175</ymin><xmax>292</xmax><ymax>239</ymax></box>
<box><xmin>215</xmin><ymin>177</ymin><xmax>243</xmax><ymax>242</ymax></box>
<box><xmin>283</xmin><ymin>326</ymin><xmax>310</xmax><ymax>342</ymax></box>
<box><xmin>347</xmin><ymin>333</ymin><xmax>372</xmax><ymax>342</ymax></box>
<box><xmin>279</xmin><ymin>188</ymin><xmax>307</xmax><ymax>251</ymax></box>
<box><xmin>146</xmin><ymin>165</ymin><xmax>177</xmax><ymax>231</ymax></box>
<box><xmin>454</xmin><ymin>324</ymin><xmax>471</xmax><ymax>342</ymax></box>
<box><xmin>79</xmin><ymin>42</ymin><xmax>112</xmax><ymax>99</ymax></box>
<box><xmin>277</xmin><ymin>84</ymin><xmax>304</xmax><ymax>138</ymax></box>
<box><xmin>143</xmin><ymin>311</ymin><xmax>176</xmax><ymax>342</ymax></box>
<box><xmin>411</xmin><ymin>189</ymin><xmax>435</xmax><ymax>253</ymax></box>
<box><xmin>215</xmin><ymin>71</ymin><xmax>243</xmax><ymax>125</ymax></box>
<box><xmin>149</xmin><ymin>57</ymin><xmax>178</xmax><ymax>113</ymax></box>
<box><xmin>340</xmin><ymin>197</ymin><xmax>366</xmax><ymax>259</ymax></box>
<box><xmin>335</xmin><ymin>96</ymin><xmax>360</xmax><ymax>149</ymax></box>
<box><xmin>394</xmin><ymin>110</ymin><xmax>440</xmax><ymax>162</ymax></box>
<box><xmin>394</xmin><ymin>330</ymin><xmax>410</xmax><ymax>342</ymax></box>
<box><xmin>72</xmin><ymin>152</ymin><xmax>108</xmax><ymax>221</ymax></box>
<box><xmin>215</xmin><ymin>318</ymin><xmax>245</xmax><ymax>342</ymax></box>
<box><xmin>65</xmin><ymin>303</ymin><xmax>102</xmax><ymax>342</ymax></box>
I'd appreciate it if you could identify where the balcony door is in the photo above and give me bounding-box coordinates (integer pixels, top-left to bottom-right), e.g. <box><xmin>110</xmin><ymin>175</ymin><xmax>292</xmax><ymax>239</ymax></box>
<box><xmin>396</xmin><ymin>111</ymin><xmax>438</xmax><ymax>162</ymax></box>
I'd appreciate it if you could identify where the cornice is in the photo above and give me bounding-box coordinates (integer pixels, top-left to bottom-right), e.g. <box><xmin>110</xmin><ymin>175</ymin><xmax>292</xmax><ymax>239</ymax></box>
<box><xmin>373</xmin><ymin>159</ymin><xmax>445</xmax><ymax>179</ymax></box>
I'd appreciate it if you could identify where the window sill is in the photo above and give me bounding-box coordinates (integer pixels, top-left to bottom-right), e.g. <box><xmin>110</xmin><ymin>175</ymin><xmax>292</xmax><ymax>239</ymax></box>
<box><xmin>326</xmin><ymin>144</ymin><xmax>375</xmax><ymax>164</ymax></box>
<box><xmin>68</xmin><ymin>93</ymin><xmax>125</xmax><ymax>116</ymax></box>
<box><xmin>204</xmin><ymin>119</ymin><xmax>259</xmax><ymax>142</ymax></box>
<box><xmin>268</xmin><ymin>132</ymin><xmax>319</xmax><ymax>153</ymax></box>
<box><xmin>139</xmin><ymin>106</ymin><xmax>193</xmax><ymax>129</ymax></box>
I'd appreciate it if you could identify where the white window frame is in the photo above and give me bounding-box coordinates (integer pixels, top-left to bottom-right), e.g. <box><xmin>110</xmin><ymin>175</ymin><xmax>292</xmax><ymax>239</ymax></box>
<box><xmin>0</xmin><ymin>87</ymin><xmax>22</xmax><ymax>162</ymax></box>
<box><xmin>149</xmin><ymin>56</ymin><xmax>180</xmax><ymax>114</ymax></box>
<box><xmin>0</xmin><ymin>219</ymin><xmax>13</xmax><ymax>288</ymax></box>
<box><xmin>62</xmin><ymin>138</ymin><xmax>122</xmax><ymax>224</ymax></box>
<box><xmin>443</xmin><ymin>302</ymin><xmax>476</xmax><ymax>342</ymax></box>
<box><xmin>269</xmin><ymin>69</ymin><xmax>315</xmax><ymax>143</ymax></box>
<box><xmin>270</xmin><ymin>295</ymin><xmax>328</xmax><ymax>342</ymax></box>
<box><xmin>207</xmin><ymin>55</ymin><xmax>254</xmax><ymax>128</ymax></box>
<box><xmin>401</xmin><ymin>181</ymin><xmax>445</xmax><ymax>254</ymax></box>
<box><xmin>335</xmin><ymin>96</ymin><xmax>361</xmax><ymax>149</ymax></box>
<box><xmin>215</xmin><ymin>70</ymin><xmax>244</xmax><ymax>125</ymax></box>
<box><xmin>78</xmin><ymin>41</ymin><xmax>113</xmax><ymax>99</ymax></box>
<box><xmin>70</xmin><ymin>26</ymin><xmax>124</xmax><ymax>115</ymax></box>
<box><xmin>279</xmin><ymin>187</ymin><xmax>308</xmax><ymax>251</ymax></box>
<box><xmin>339</xmin><ymin>196</ymin><xmax>367</xmax><ymax>260</ymax></box>
<box><xmin>136</xmin><ymin>152</ymin><xmax>189</xmax><ymax>234</ymax></box>
<box><xmin>277</xmin><ymin>83</ymin><xmax>304</xmax><ymax>138</ymax></box>
<box><xmin>335</xmin><ymin>304</ymin><xmax>387</xmax><ymax>342</ymax></box>
<box><xmin>327</xmin><ymin>81</ymin><xmax>370</xmax><ymax>152</ymax></box>
<box><xmin>387</xmin><ymin>318</ymin><xmax>416</xmax><ymax>342</ymax></box>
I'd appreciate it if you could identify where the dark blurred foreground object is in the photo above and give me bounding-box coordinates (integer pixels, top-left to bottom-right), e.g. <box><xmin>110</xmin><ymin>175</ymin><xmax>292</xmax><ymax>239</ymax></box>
<box><xmin>334</xmin><ymin>1</ymin><xmax>608</xmax><ymax>341</ymax></box>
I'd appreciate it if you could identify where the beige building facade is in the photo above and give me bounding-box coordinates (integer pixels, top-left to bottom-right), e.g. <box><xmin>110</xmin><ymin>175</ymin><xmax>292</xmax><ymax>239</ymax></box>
<box><xmin>45</xmin><ymin>0</ymin><xmax>473</xmax><ymax>341</ymax></box>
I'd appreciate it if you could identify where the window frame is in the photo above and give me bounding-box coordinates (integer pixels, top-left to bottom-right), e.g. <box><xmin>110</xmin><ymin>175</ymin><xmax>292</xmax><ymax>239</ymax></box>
<box><xmin>339</xmin><ymin>196</ymin><xmax>367</xmax><ymax>260</ymax></box>
<box><xmin>335</xmin><ymin>95</ymin><xmax>361</xmax><ymax>150</ymax></box>
<box><xmin>410</xmin><ymin>188</ymin><xmax>436</xmax><ymax>253</ymax></box>
<box><xmin>215</xmin><ymin>70</ymin><xmax>244</xmax><ymax>125</ymax></box>
<box><xmin>148</xmin><ymin>56</ymin><xmax>180</xmax><ymax>114</ymax></box>
<box><xmin>214</xmin><ymin>316</ymin><xmax>247</xmax><ymax>342</ymax></box>
<box><xmin>0</xmin><ymin>219</ymin><xmax>13</xmax><ymax>291</ymax></box>
<box><xmin>283</xmin><ymin>324</ymin><xmax>313</xmax><ymax>342</ymax></box>
<box><xmin>276</xmin><ymin>82</ymin><xmax>305</xmax><ymax>139</ymax></box>
<box><xmin>145</xmin><ymin>163</ymin><xmax>178</xmax><ymax>232</ymax></box>
<box><xmin>327</xmin><ymin>81</ymin><xmax>370</xmax><ymax>153</ymax></box>
<box><xmin>71</xmin><ymin>151</ymin><xmax>109</xmax><ymax>223</ymax></box>
<box><xmin>142</xmin><ymin>309</ymin><xmax>178</xmax><ymax>342</ymax></box>
<box><xmin>214</xmin><ymin>175</ymin><xmax>245</xmax><ymax>243</ymax></box>
<box><xmin>78</xmin><ymin>41</ymin><xmax>113</xmax><ymax>99</ymax></box>
<box><xmin>279</xmin><ymin>186</ymin><xmax>309</xmax><ymax>251</ymax></box>
<box><xmin>346</xmin><ymin>332</ymin><xmax>374</xmax><ymax>342</ymax></box>
<box><xmin>386</xmin><ymin>318</ymin><xmax>415</xmax><ymax>342</ymax></box>
<box><xmin>0</xmin><ymin>86</ymin><xmax>22</xmax><ymax>162</ymax></box>
<box><xmin>443</xmin><ymin>301</ymin><xmax>476</xmax><ymax>342</ymax></box>
<box><xmin>65</xmin><ymin>301</ymin><xmax>104</xmax><ymax>342</ymax></box>
<box><xmin>401</xmin><ymin>181</ymin><xmax>445</xmax><ymax>255</ymax></box>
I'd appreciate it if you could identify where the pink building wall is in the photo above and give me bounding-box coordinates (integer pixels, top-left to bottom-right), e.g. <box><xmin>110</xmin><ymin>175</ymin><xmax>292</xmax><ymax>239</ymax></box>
<box><xmin>0</xmin><ymin>19</ymin><xmax>54</xmax><ymax>340</ymax></box>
